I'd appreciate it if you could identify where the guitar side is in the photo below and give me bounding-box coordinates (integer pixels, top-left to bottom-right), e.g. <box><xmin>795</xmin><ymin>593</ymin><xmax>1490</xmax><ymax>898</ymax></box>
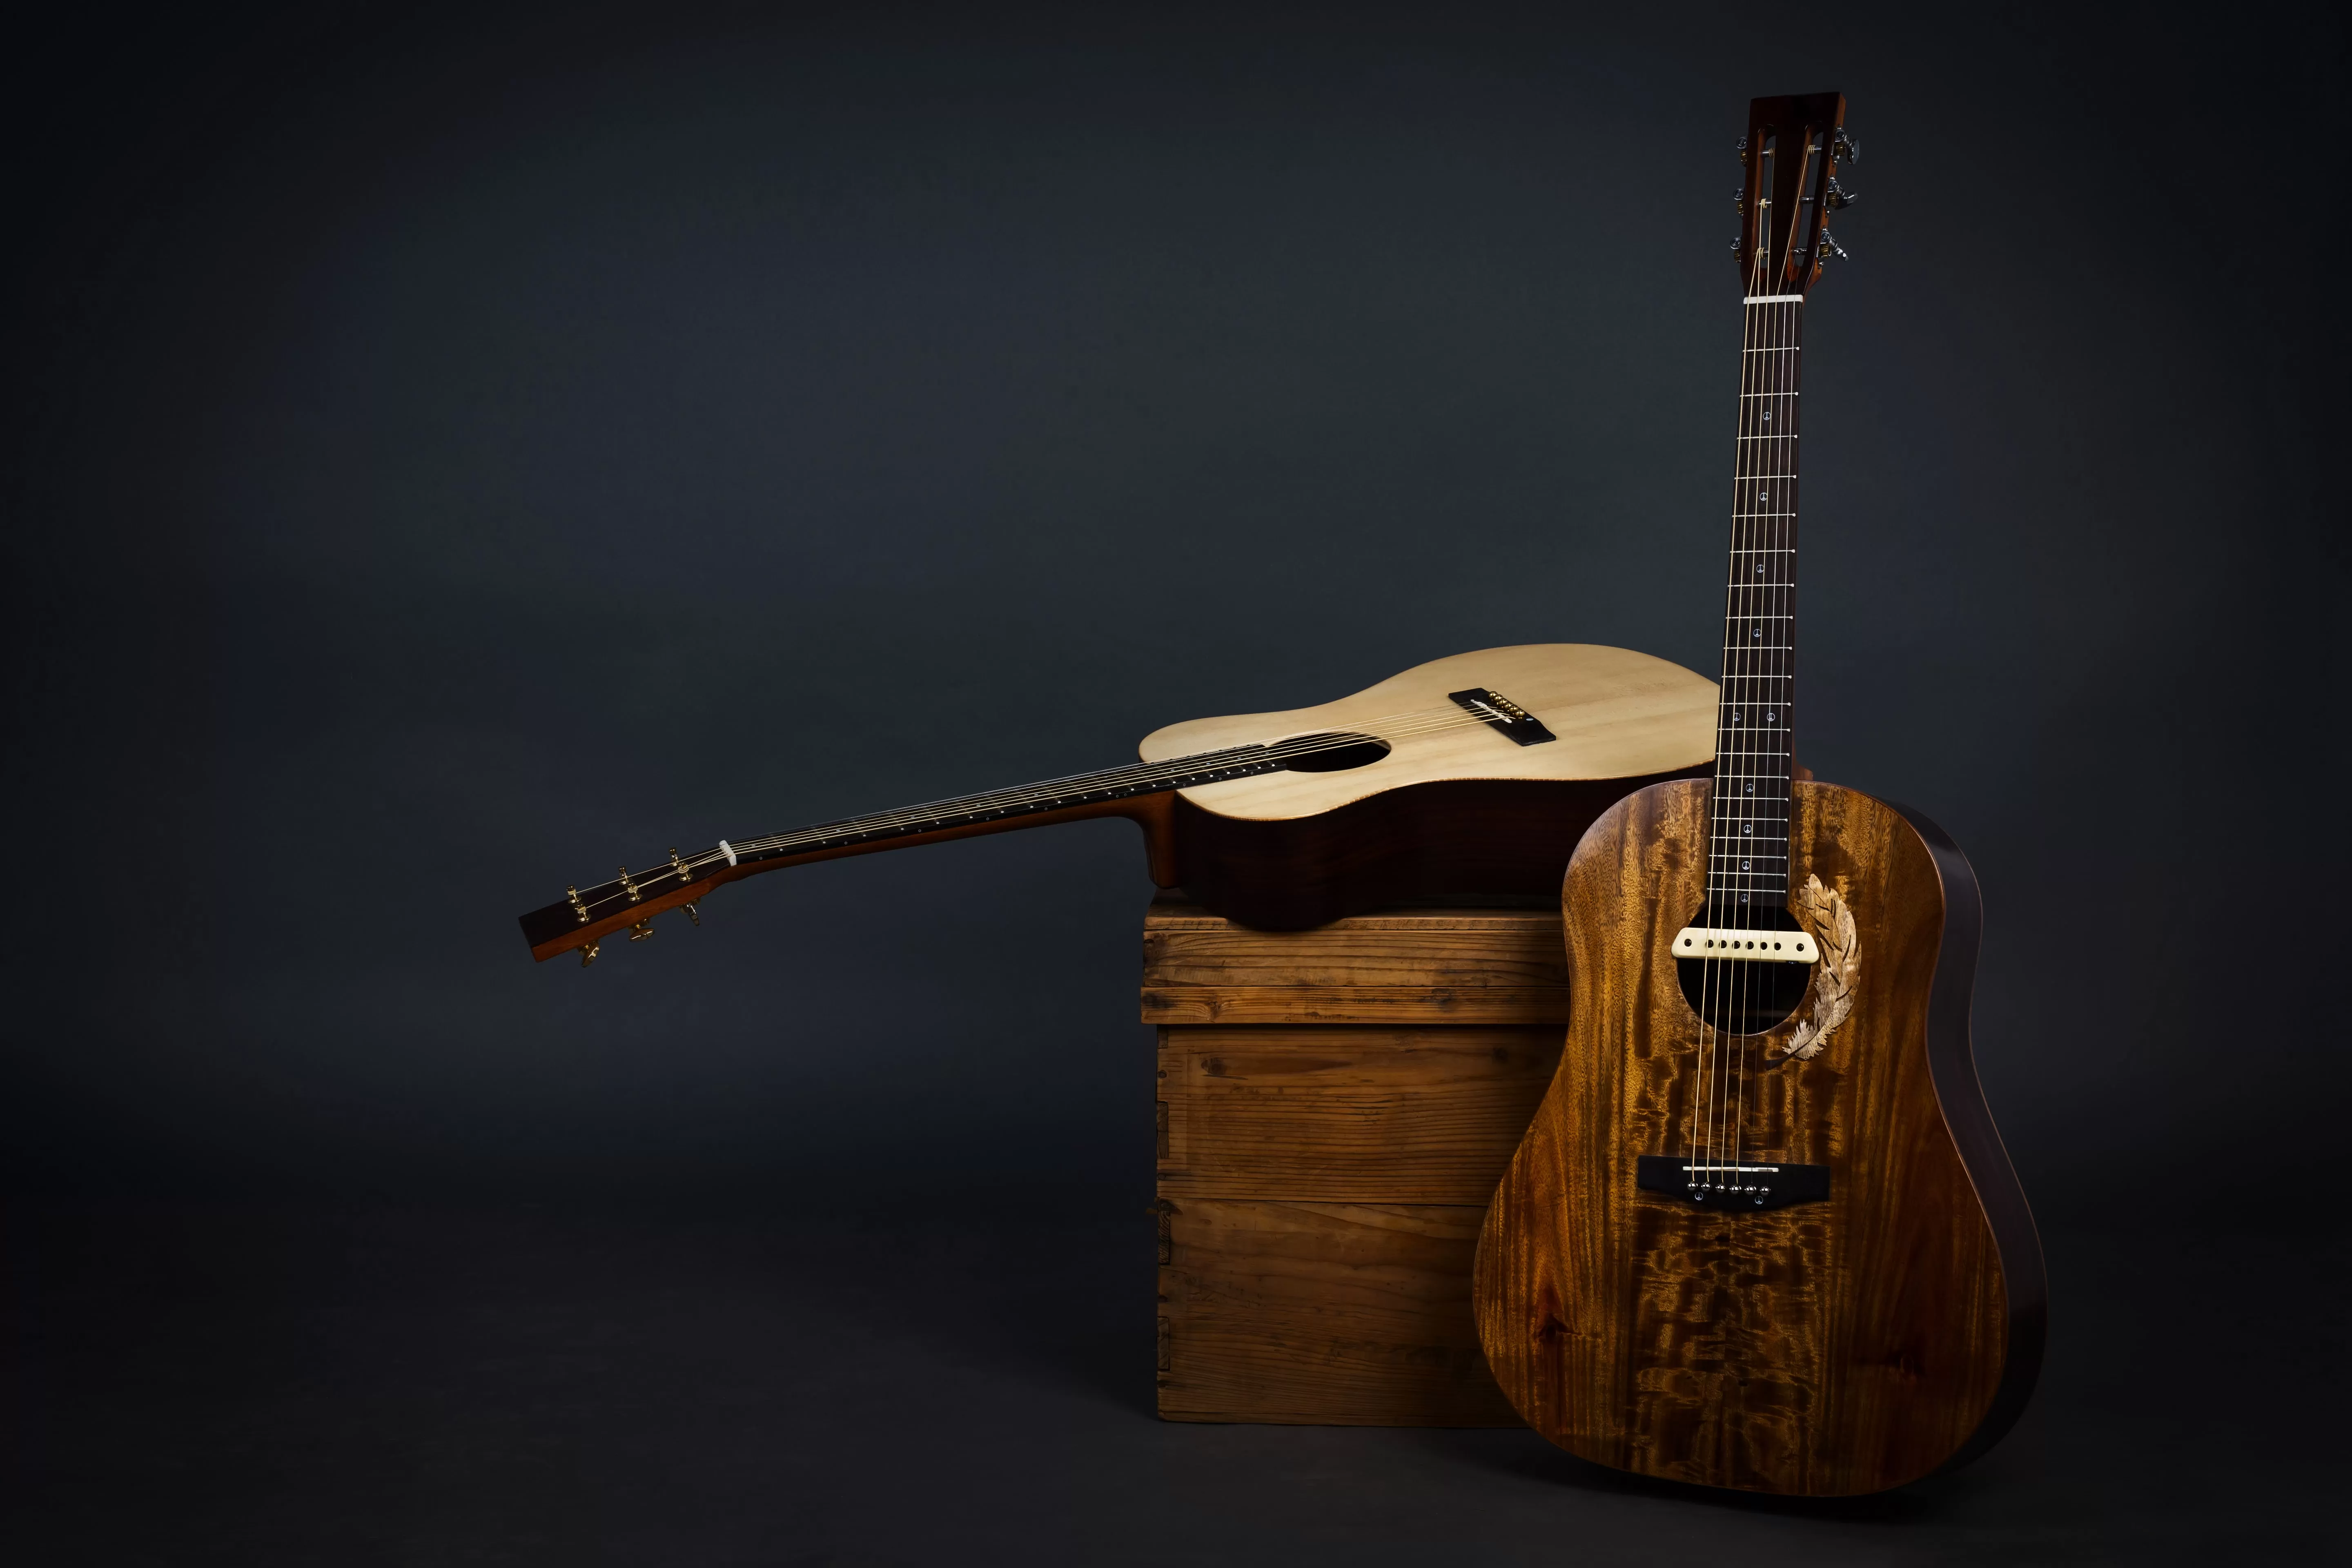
<box><xmin>1473</xmin><ymin>779</ymin><xmax>2044</xmax><ymax>1495</ymax></box>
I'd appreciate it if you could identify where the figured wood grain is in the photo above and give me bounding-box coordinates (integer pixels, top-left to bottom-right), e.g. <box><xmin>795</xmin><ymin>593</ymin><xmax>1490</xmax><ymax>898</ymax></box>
<box><xmin>1473</xmin><ymin>779</ymin><xmax>2044</xmax><ymax>1495</ymax></box>
<box><xmin>1157</xmin><ymin>1199</ymin><xmax>1518</xmax><ymax>1425</ymax></box>
<box><xmin>1157</xmin><ymin>1026</ymin><xmax>1562</xmax><ymax>1204</ymax></box>
<box><xmin>1140</xmin><ymin>898</ymin><xmax>1572</xmax><ymax>1025</ymax></box>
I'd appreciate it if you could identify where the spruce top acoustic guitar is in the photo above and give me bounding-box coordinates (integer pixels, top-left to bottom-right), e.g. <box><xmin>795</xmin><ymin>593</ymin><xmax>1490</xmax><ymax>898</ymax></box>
<box><xmin>520</xmin><ymin>643</ymin><xmax>1720</xmax><ymax>963</ymax></box>
<box><xmin>1473</xmin><ymin>93</ymin><xmax>2045</xmax><ymax>1495</ymax></box>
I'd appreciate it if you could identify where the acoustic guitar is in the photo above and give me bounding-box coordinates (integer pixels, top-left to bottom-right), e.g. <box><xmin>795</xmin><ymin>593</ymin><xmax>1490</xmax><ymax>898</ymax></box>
<box><xmin>1473</xmin><ymin>94</ymin><xmax>2045</xmax><ymax>1494</ymax></box>
<box><xmin>519</xmin><ymin>643</ymin><xmax>1719</xmax><ymax>963</ymax></box>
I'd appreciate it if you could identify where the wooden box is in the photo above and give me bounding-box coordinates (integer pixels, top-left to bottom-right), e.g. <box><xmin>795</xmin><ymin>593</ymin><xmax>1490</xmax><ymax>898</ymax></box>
<box><xmin>1145</xmin><ymin>892</ymin><xmax>1568</xmax><ymax>1425</ymax></box>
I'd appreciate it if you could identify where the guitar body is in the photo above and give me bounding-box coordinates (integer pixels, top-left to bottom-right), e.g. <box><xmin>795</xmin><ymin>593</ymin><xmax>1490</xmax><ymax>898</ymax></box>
<box><xmin>1150</xmin><ymin>644</ymin><xmax>1716</xmax><ymax>929</ymax></box>
<box><xmin>1473</xmin><ymin>779</ymin><xmax>2044</xmax><ymax>1494</ymax></box>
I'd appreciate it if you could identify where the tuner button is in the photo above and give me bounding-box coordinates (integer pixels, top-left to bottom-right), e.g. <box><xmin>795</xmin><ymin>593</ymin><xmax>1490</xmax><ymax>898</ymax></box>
<box><xmin>1817</xmin><ymin>229</ymin><xmax>1849</xmax><ymax>261</ymax></box>
<box><xmin>1834</xmin><ymin>130</ymin><xmax>1860</xmax><ymax>165</ymax></box>
<box><xmin>1735</xmin><ymin>134</ymin><xmax>1748</xmax><ymax>162</ymax></box>
<box><xmin>1825</xmin><ymin>179</ymin><xmax>1857</xmax><ymax>210</ymax></box>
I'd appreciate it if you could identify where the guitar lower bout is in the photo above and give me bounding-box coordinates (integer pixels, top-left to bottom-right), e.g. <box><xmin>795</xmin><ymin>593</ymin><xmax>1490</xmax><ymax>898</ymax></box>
<box><xmin>1472</xmin><ymin>778</ymin><xmax>2045</xmax><ymax>1495</ymax></box>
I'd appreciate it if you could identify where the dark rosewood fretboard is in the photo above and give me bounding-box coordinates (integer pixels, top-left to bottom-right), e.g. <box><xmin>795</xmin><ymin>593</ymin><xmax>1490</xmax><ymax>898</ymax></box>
<box><xmin>1710</xmin><ymin>292</ymin><xmax>1802</xmax><ymax>919</ymax></box>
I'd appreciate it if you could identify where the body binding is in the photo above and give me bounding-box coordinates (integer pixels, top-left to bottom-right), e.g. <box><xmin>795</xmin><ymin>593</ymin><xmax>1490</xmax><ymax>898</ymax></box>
<box><xmin>1473</xmin><ymin>778</ymin><xmax>2043</xmax><ymax>1494</ymax></box>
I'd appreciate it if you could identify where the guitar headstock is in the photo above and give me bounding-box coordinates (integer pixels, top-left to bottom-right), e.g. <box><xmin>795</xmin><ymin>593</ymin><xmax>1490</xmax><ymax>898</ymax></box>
<box><xmin>1734</xmin><ymin>93</ymin><xmax>1853</xmax><ymax>297</ymax></box>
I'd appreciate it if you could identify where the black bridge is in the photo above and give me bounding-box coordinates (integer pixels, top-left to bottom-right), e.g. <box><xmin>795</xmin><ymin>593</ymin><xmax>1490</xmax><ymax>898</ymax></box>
<box><xmin>1448</xmin><ymin>687</ymin><xmax>1557</xmax><ymax>746</ymax></box>
<box><xmin>1637</xmin><ymin>1154</ymin><xmax>1830</xmax><ymax>1211</ymax></box>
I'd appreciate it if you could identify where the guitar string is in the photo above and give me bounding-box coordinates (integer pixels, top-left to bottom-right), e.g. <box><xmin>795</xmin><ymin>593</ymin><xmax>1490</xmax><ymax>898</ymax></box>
<box><xmin>1705</xmin><ymin>200</ymin><xmax>1795</xmax><ymax>1193</ymax></box>
<box><xmin>1760</xmin><ymin>143</ymin><xmax>1817</xmax><ymax>1172</ymax></box>
<box><xmin>1699</xmin><ymin>275</ymin><xmax>1750</xmax><ymax>1188</ymax></box>
<box><xmin>1747</xmin><ymin>173</ymin><xmax>1810</xmax><ymax>1185</ymax></box>
<box><xmin>560</xmin><ymin>702</ymin><xmax>1534</xmax><ymax>921</ymax></box>
<box><xmin>1719</xmin><ymin>281</ymin><xmax>1775</xmax><ymax>1190</ymax></box>
<box><xmin>1693</xmin><ymin>209</ymin><xmax>1773</xmax><ymax>1187</ymax></box>
<box><xmin>1735</xmin><ymin>198</ymin><xmax>1808</xmax><ymax>1188</ymax></box>
<box><xmin>1735</xmin><ymin>136</ymin><xmax>1820</xmax><ymax>1193</ymax></box>
<box><xmin>1725</xmin><ymin>287</ymin><xmax>1772</xmax><ymax>1189</ymax></box>
<box><xmin>1720</xmin><ymin>234</ymin><xmax>1782</xmax><ymax>1187</ymax></box>
<box><xmin>1717</xmin><ymin>176</ymin><xmax>1784</xmax><ymax>1185</ymax></box>
<box><xmin>1690</xmin><ymin>205</ymin><xmax>1748</xmax><ymax>1183</ymax></box>
<box><xmin>1733</xmin><ymin>289</ymin><xmax>1798</xmax><ymax>1191</ymax></box>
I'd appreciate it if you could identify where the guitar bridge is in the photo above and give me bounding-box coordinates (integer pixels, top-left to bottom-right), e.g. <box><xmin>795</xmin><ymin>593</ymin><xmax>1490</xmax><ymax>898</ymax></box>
<box><xmin>1448</xmin><ymin>687</ymin><xmax>1557</xmax><ymax>746</ymax></box>
<box><xmin>1637</xmin><ymin>1154</ymin><xmax>1829</xmax><ymax>1211</ymax></box>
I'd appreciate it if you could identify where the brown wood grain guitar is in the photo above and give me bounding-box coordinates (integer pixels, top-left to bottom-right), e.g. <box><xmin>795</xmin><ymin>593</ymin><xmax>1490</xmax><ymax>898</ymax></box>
<box><xmin>519</xmin><ymin>644</ymin><xmax>1720</xmax><ymax>963</ymax></box>
<box><xmin>1473</xmin><ymin>94</ymin><xmax>2045</xmax><ymax>1494</ymax></box>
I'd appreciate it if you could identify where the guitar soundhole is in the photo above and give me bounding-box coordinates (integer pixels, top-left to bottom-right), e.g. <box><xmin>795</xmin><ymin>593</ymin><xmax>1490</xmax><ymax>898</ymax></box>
<box><xmin>1274</xmin><ymin>732</ymin><xmax>1392</xmax><ymax>773</ymax></box>
<box><xmin>1675</xmin><ymin>903</ymin><xmax>1813</xmax><ymax>1036</ymax></box>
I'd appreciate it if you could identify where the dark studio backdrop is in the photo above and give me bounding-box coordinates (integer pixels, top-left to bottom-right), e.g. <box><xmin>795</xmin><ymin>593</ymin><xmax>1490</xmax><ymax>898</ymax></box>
<box><xmin>2</xmin><ymin>2</ymin><xmax>2345</xmax><ymax>1562</ymax></box>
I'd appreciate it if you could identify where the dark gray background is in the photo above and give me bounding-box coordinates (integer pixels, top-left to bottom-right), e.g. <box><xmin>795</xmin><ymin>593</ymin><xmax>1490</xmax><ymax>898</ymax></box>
<box><xmin>3</xmin><ymin>2</ymin><xmax>2344</xmax><ymax>1562</ymax></box>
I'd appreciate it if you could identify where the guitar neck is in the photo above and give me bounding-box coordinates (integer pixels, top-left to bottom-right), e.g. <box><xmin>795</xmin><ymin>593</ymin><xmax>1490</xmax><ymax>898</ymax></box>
<box><xmin>1708</xmin><ymin>292</ymin><xmax>1803</xmax><ymax>919</ymax></box>
<box><xmin>518</xmin><ymin>742</ymin><xmax>1283</xmax><ymax>960</ymax></box>
<box><xmin>725</xmin><ymin>744</ymin><xmax>1283</xmax><ymax>868</ymax></box>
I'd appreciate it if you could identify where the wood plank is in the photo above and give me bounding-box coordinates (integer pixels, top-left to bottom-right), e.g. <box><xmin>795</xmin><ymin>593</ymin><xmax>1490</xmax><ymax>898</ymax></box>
<box><xmin>1141</xmin><ymin>985</ymin><xmax>1572</xmax><ymax>1026</ymax></box>
<box><xmin>1142</xmin><ymin>900</ymin><xmax>1572</xmax><ymax>1025</ymax></box>
<box><xmin>1157</xmin><ymin>1026</ymin><xmax>1561</xmax><ymax>1204</ymax></box>
<box><xmin>1156</xmin><ymin>1199</ymin><xmax>1519</xmax><ymax>1426</ymax></box>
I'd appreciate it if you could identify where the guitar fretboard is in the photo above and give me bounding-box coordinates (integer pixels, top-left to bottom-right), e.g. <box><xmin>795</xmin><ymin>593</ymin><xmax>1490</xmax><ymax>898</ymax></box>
<box><xmin>1709</xmin><ymin>294</ymin><xmax>1803</xmax><ymax>917</ymax></box>
<box><xmin>728</xmin><ymin>744</ymin><xmax>1284</xmax><ymax>865</ymax></box>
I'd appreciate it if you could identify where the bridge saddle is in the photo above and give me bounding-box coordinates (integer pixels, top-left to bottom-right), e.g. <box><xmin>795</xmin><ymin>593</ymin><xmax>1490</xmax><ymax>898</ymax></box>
<box><xmin>1446</xmin><ymin>687</ymin><xmax>1557</xmax><ymax>746</ymax></box>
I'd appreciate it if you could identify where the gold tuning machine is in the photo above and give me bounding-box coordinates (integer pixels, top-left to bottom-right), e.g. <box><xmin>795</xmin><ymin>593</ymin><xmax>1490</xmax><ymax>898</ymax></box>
<box><xmin>580</xmin><ymin>940</ymin><xmax>601</xmax><ymax>968</ymax></box>
<box><xmin>670</xmin><ymin>848</ymin><xmax>692</xmax><ymax>884</ymax></box>
<box><xmin>682</xmin><ymin>903</ymin><xmax>701</xmax><ymax>926</ymax></box>
<box><xmin>567</xmin><ymin>886</ymin><xmax>590</xmax><ymax>924</ymax></box>
<box><xmin>628</xmin><ymin>918</ymin><xmax>656</xmax><ymax>941</ymax></box>
<box><xmin>619</xmin><ymin>865</ymin><xmax>643</xmax><ymax>904</ymax></box>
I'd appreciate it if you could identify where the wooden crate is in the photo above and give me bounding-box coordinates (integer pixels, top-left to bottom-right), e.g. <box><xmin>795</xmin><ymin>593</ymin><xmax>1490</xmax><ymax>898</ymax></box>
<box><xmin>1145</xmin><ymin>892</ymin><xmax>1568</xmax><ymax>1425</ymax></box>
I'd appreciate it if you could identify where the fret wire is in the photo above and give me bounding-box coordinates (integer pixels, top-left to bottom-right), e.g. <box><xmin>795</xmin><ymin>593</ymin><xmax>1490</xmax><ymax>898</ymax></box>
<box><xmin>1711</xmin><ymin>270</ymin><xmax>1800</xmax><ymax>904</ymax></box>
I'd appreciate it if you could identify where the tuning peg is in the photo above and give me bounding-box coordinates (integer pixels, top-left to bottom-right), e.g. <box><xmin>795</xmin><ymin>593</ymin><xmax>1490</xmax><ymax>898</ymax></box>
<box><xmin>1824</xmin><ymin>179</ymin><xmax>1857</xmax><ymax>211</ymax></box>
<box><xmin>580</xmin><ymin>940</ymin><xmax>601</xmax><ymax>969</ymax></box>
<box><xmin>1834</xmin><ymin>130</ymin><xmax>1860</xmax><ymax>165</ymax></box>
<box><xmin>628</xmin><ymin>918</ymin><xmax>656</xmax><ymax>942</ymax></box>
<box><xmin>1817</xmin><ymin>229</ymin><xmax>1849</xmax><ymax>261</ymax></box>
<box><xmin>683</xmin><ymin>902</ymin><xmax>701</xmax><ymax>927</ymax></box>
<box><xmin>1735</xmin><ymin>134</ymin><xmax>1748</xmax><ymax>162</ymax></box>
